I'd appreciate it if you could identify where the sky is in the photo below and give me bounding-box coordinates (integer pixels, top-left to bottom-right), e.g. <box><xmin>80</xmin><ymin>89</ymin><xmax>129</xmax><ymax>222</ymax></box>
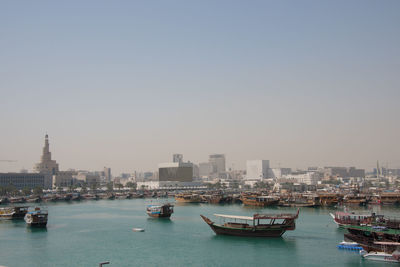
<box><xmin>1</xmin><ymin>1</ymin><xmax>399</xmax><ymax>174</ymax></box>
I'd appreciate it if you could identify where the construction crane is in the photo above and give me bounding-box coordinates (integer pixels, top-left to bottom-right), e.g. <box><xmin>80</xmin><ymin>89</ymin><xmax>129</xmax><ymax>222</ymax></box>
<box><xmin>0</xmin><ymin>160</ymin><xmax>18</xmax><ymax>162</ymax></box>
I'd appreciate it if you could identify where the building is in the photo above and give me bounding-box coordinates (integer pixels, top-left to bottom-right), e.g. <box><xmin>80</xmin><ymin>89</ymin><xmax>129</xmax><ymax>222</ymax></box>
<box><xmin>142</xmin><ymin>155</ymin><xmax>203</xmax><ymax>189</ymax></box>
<box><xmin>209</xmin><ymin>154</ymin><xmax>226</xmax><ymax>177</ymax></box>
<box><xmin>324</xmin><ymin>166</ymin><xmax>365</xmax><ymax>178</ymax></box>
<box><xmin>199</xmin><ymin>162</ymin><xmax>212</xmax><ymax>179</ymax></box>
<box><xmin>34</xmin><ymin>134</ymin><xmax>59</xmax><ymax>188</ymax></box>
<box><xmin>173</xmin><ymin>154</ymin><xmax>183</xmax><ymax>163</ymax></box>
<box><xmin>269</xmin><ymin>168</ymin><xmax>292</xmax><ymax>179</ymax></box>
<box><xmin>53</xmin><ymin>171</ymin><xmax>76</xmax><ymax>188</ymax></box>
<box><xmin>246</xmin><ymin>160</ymin><xmax>270</xmax><ymax>180</ymax></box>
<box><xmin>282</xmin><ymin>171</ymin><xmax>320</xmax><ymax>185</ymax></box>
<box><xmin>0</xmin><ymin>173</ymin><xmax>45</xmax><ymax>190</ymax></box>
<box><xmin>85</xmin><ymin>174</ymin><xmax>101</xmax><ymax>187</ymax></box>
<box><xmin>34</xmin><ymin>134</ymin><xmax>59</xmax><ymax>175</ymax></box>
<box><xmin>76</xmin><ymin>172</ymin><xmax>101</xmax><ymax>187</ymax></box>
<box><xmin>158</xmin><ymin>162</ymin><xmax>193</xmax><ymax>182</ymax></box>
<box><xmin>104</xmin><ymin>167</ymin><xmax>112</xmax><ymax>182</ymax></box>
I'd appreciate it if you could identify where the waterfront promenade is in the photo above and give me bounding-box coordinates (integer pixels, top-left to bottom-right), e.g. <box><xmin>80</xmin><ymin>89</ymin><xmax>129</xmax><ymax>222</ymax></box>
<box><xmin>0</xmin><ymin>199</ymin><xmax>396</xmax><ymax>267</ymax></box>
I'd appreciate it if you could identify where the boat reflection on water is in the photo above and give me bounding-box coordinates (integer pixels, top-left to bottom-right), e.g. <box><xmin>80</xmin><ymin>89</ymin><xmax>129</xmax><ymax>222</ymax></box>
<box><xmin>173</xmin><ymin>202</ymin><xmax>202</xmax><ymax>207</ymax></box>
<box><xmin>211</xmin><ymin>233</ymin><xmax>298</xmax><ymax>250</ymax></box>
<box><xmin>26</xmin><ymin>226</ymin><xmax>48</xmax><ymax>233</ymax></box>
<box><xmin>147</xmin><ymin>217</ymin><xmax>174</xmax><ymax>224</ymax></box>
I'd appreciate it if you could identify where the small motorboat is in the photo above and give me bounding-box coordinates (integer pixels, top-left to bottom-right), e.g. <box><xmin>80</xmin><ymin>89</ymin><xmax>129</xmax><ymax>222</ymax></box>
<box><xmin>132</xmin><ymin>228</ymin><xmax>145</xmax><ymax>232</ymax></box>
<box><xmin>337</xmin><ymin>241</ymin><xmax>363</xmax><ymax>251</ymax></box>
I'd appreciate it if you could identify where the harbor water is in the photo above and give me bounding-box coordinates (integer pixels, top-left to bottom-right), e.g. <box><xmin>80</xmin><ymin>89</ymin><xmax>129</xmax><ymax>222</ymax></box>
<box><xmin>0</xmin><ymin>199</ymin><xmax>398</xmax><ymax>267</ymax></box>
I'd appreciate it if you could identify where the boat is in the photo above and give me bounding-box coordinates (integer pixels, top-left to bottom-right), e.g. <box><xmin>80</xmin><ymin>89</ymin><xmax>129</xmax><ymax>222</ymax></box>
<box><xmin>146</xmin><ymin>204</ymin><xmax>174</xmax><ymax>218</ymax></box>
<box><xmin>330</xmin><ymin>211</ymin><xmax>400</xmax><ymax>230</ymax></box>
<box><xmin>132</xmin><ymin>228</ymin><xmax>145</xmax><ymax>232</ymax></box>
<box><xmin>8</xmin><ymin>197</ymin><xmax>26</xmax><ymax>204</ymax></box>
<box><xmin>26</xmin><ymin>196</ymin><xmax>41</xmax><ymax>203</ymax></box>
<box><xmin>200</xmin><ymin>209</ymin><xmax>299</xmax><ymax>237</ymax></box>
<box><xmin>361</xmin><ymin>244</ymin><xmax>400</xmax><ymax>263</ymax></box>
<box><xmin>278</xmin><ymin>193</ymin><xmax>320</xmax><ymax>207</ymax></box>
<box><xmin>318</xmin><ymin>193</ymin><xmax>341</xmax><ymax>206</ymax></box>
<box><xmin>0</xmin><ymin>197</ymin><xmax>9</xmax><ymax>205</ymax></box>
<box><xmin>337</xmin><ymin>241</ymin><xmax>363</xmax><ymax>251</ymax></box>
<box><xmin>82</xmin><ymin>194</ymin><xmax>99</xmax><ymax>200</ymax></box>
<box><xmin>24</xmin><ymin>207</ymin><xmax>48</xmax><ymax>227</ymax></box>
<box><xmin>379</xmin><ymin>193</ymin><xmax>400</xmax><ymax>206</ymax></box>
<box><xmin>344</xmin><ymin>225</ymin><xmax>400</xmax><ymax>253</ymax></box>
<box><xmin>342</xmin><ymin>194</ymin><xmax>368</xmax><ymax>206</ymax></box>
<box><xmin>0</xmin><ymin>206</ymin><xmax>29</xmax><ymax>219</ymax></box>
<box><xmin>240</xmin><ymin>194</ymin><xmax>279</xmax><ymax>207</ymax></box>
<box><xmin>174</xmin><ymin>193</ymin><xmax>203</xmax><ymax>203</ymax></box>
<box><xmin>201</xmin><ymin>194</ymin><xmax>223</xmax><ymax>204</ymax></box>
<box><xmin>361</xmin><ymin>251</ymin><xmax>400</xmax><ymax>262</ymax></box>
<box><xmin>71</xmin><ymin>193</ymin><xmax>82</xmax><ymax>201</ymax></box>
<box><xmin>329</xmin><ymin>211</ymin><xmax>381</xmax><ymax>227</ymax></box>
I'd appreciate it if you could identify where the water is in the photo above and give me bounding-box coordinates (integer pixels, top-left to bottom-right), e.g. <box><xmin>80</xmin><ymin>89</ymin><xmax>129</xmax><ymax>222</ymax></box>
<box><xmin>0</xmin><ymin>199</ymin><xmax>397</xmax><ymax>267</ymax></box>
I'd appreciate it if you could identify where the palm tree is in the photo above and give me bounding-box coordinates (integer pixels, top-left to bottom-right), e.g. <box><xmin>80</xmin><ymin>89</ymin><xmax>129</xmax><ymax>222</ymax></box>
<box><xmin>33</xmin><ymin>186</ymin><xmax>43</xmax><ymax>196</ymax></box>
<box><xmin>126</xmin><ymin>182</ymin><xmax>137</xmax><ymax>191</ymax></box>
<box><xmin>22</xmin><ymin>187</ymin><xmax>32</xmax><ymax>196</ymax></box>
<box><xmin>81</xmin><ymin>184</ymin><xmax>88</xmax><ymax>194</ymax></box>
<box><xmin>90</xmin><ymin>182</ymin><xmax>98</xmax><ymax>191</ymax></box>
<box><xmin>115</xmin><ymin>183</ymin><xmax>123</xmax><ymax>191</ymax></box>
<box><xmin>106</xmin><ymin>182</ymin><xmax>113</xmax><ymax>192</ymax></box>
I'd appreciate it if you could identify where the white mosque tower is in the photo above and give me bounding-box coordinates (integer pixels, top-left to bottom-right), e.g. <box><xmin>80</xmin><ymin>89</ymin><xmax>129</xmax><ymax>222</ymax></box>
<box><xmin>34</xmin><ymin>134</ymin><xmax>59</xmax><ymax>188</ymax></box>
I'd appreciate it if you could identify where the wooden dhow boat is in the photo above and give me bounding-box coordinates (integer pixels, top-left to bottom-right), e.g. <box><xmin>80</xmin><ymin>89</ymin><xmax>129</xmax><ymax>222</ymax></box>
<box><xmin>146</xmin><ymin>203</ymin><xmax>174</xmax><ymax>218</ymax></box>
<box><xmin>240</xmin><ymin>194</ymin><xmax>280</xmax><ymax>207</ymax></box>
<box><xmin>175</xmin><ymin>193</ymin><xmax>203</xmax><ymax>203</ymax></box>
<box><xmin>330</xmin><ymin>211</ymin><xmax>381</xmax><ymax>228</ymax></box>
<box><xmin>318</xmin><ymin>193</ymin><xmax>341</xmax><ymax>206</ymax></box>
<box><xmin>0</xmin><ymin>206</ymin><xmax>28</xmax><ymax>220</ymax></box>
<box><xmin>342</xmin><ymin>194</ymin><xmax>368</xmax><ymax>206</ymax></box>
<box><xmin>200</xmin><ymin>209</ymin><xmax>299</xmax><ymax>237</ymax></box>
<box><xmin>279</xmin><ymin>194</ymin><xmax>320</xmax><ymax>207</ymax></box>
<box><xmin>344</xmin><ymin>225</ymin><xmax>400</xmax><ymax>253</ymax></box>
<box><xmin>24</xmin><ymin>207</ymin><xmax>48</xmax><ymax>227</ymax></box>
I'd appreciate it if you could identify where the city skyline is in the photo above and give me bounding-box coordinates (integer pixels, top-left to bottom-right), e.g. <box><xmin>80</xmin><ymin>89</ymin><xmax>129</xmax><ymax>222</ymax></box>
<box><xmin>1</xmin><ymin>1</ymin><xmax>400</xmax><ymax>174</ymax></box>
<box><xmin>0</xmin><ymin>133</ymin><xmax>395</xmax><ymax>175</ymax></box>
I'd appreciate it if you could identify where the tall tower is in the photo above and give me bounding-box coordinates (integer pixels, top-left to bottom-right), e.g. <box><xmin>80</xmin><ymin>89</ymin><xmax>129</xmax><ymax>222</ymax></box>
<box><xmin>34</xmin><ymin>134</ymin><xmax>59</xmax><ymax>188</ymax></box>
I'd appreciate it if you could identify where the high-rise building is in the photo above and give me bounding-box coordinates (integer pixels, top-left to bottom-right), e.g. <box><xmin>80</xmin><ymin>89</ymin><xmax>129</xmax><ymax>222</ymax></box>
<box><xmin>246</xmin><ymin>160</ymin><xmax>270</xmax><ymax>180</ymax></box>
<box><xmin>199</xmin><ymin>162</ymin><xmax>212</xmax><ymax>178</ymax></box>
<box><xmin>104</xmin><ymin>167</ymin><xmax>112</xmax><ymax>182</ymax></box>
<box><xmin>209</xmin><ymin>154</ymin><xmax>225</xmax><ymax>175</ymax></box>
<box><xmin>34</xmin><ymin>134</ymin><xmax>59</xmax><ymax>188</ymax></box>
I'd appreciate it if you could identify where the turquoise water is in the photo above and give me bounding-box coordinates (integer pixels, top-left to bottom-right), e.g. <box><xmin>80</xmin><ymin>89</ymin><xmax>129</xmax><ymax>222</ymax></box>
<box><xmin>0</xmin><ymin>199</ymin><xmax>397</xmax><ymax>267</ymax></box>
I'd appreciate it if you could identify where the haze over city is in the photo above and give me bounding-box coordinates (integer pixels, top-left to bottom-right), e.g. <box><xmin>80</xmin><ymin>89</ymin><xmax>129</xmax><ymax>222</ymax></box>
<box><xmin>1</xmin><ymin>1</ymin><xmax>399</xmax><ymax>174</ymax></box>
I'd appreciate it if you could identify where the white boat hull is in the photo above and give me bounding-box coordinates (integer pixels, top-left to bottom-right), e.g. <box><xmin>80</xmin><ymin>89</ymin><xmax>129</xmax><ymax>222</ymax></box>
<box><xmin>363</xmin><ymin>252</ymin><xmax>400</xmax><ymax>263</ymax></box>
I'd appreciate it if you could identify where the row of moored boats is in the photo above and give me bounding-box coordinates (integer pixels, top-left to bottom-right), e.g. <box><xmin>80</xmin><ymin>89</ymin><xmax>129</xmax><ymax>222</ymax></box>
<box><xmin>175</xmin><ymin>192</ymin><xmax>400</xmax><ymax>207</ymax></box>
<box><xmin>331</xmin><ymin>210</ymin><xmax>400</xmax><ymax>263</ymax></box>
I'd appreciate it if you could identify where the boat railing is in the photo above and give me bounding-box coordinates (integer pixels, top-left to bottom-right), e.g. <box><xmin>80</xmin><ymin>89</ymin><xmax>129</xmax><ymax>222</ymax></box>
<box><xmin>254</xmin><ymin>209</ymin><xmax>299</xmax><ymax>220</ymax></box>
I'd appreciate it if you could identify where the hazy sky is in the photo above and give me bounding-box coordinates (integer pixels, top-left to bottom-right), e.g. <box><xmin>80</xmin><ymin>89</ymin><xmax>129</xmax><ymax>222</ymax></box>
<box><xmin>1</xmin><ymin>1</ymin><xmax>399</xmax><ymax>174</ymax></box>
